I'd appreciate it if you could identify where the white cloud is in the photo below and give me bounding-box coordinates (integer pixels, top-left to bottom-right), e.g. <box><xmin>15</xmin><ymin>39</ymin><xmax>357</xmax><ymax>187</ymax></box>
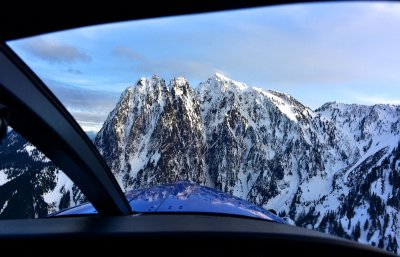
<box><xmin>44</xmin><ymin>78</ymin><xmax>120</xmax><ymax>132</ymax></box>
<box><xmin>368</xmin><ymin>2</ymin><xmax>400</xmax><ymax>15</ymax></box>
<box><xmin>20</xmin><ymin>38</ymin><xmax>91</xmax><ymax>63</ymax></box>
<box><xmin>112</xmin><ymin>45</ymin><xmax>143</xmax><ymax>61</ymax></box>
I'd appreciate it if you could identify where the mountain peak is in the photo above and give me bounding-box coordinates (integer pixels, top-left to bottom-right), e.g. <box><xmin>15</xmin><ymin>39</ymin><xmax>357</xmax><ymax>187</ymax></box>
<box><xmin>170</xmin><ymin>76</ymin><xmax>193</xmax><ymax>97</ymax></box>
<box><xmin>171</xmin><ymin>76</ymin><xmax>189</xmax><ymax>86</ymax></box>
<box><xmin>213</xmin><ymin>72</ymin><xmax>231</xmax><ymax>81</ymax></box>
<box><xmin>200</xmin><ymin>73</ymin><xmax>248</xmax><ymax>93</ymax></box>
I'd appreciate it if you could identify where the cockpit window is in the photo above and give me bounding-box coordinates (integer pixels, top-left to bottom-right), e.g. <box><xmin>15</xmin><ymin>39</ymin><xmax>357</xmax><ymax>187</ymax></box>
<box><xmin>5</xmin><ymin>2</ymin><xmax>400</xmax><ymax>254</ymax></box>
<box><xmin>0</xmin><ymin>128</ymin><xmax>88</xmax><ymax>218</ymax></box>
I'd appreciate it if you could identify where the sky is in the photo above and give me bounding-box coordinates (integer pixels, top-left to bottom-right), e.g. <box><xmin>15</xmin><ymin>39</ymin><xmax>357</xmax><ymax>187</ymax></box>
<box><xmin>7</xmin><ymin>2</ymin><xmax>400</xmax><ymax>132</ymax></box>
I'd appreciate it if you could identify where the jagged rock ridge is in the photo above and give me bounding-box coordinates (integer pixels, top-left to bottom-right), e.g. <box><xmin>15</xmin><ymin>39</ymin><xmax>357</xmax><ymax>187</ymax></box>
<box><xmin>95</xmin><ymin>76</ymin><xmax>207</xmax><ymax>189</ymax></box>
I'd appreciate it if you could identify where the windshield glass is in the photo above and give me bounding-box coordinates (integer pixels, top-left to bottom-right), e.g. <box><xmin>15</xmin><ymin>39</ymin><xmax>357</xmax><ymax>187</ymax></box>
<box><xmin>6</xmin><ymin>2</ymin><xmax>400</xmax><ymax>255</ymax></box>
<box><xmin>0</xmin><ymin>127</ymin><xmax>88</xmax><ymax>218</ymax></box>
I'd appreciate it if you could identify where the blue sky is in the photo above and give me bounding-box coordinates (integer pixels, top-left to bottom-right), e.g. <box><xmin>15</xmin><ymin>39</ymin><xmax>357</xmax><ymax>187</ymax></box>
<box><xmin>7</xmin><ymin>2</ymin><xmax>400</xmax><ymax>131</ymax></box>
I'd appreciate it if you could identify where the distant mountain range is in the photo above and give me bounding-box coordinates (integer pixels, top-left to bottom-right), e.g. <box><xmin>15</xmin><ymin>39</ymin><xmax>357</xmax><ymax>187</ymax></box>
<box><xmin>0</xmin><ymin>73</ymin><xmax>399</xmax><ymax>254</ymax></box>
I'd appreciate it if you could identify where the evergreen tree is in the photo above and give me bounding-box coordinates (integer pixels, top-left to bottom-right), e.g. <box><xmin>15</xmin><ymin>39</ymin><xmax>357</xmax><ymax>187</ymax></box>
<box><xmin>352</xmin><ymin>221</ymin><xmax>361</xmax><ymax>241</ymax></box>
<box><xmin>364</xmin><ymin>219</ymin><xmax>369</xmax><ymax>231</ymax></box>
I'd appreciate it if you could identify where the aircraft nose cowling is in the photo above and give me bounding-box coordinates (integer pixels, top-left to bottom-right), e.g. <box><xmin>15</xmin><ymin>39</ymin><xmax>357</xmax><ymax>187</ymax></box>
<box><xmin>127</xmin><ymin>181</ymin><xmax>286</xmax><ymax>223</ymax></box>
<box><xmin>53</xmin><ymin>181</ymin><xmax>286</xmax><ymax>224</ymax></box>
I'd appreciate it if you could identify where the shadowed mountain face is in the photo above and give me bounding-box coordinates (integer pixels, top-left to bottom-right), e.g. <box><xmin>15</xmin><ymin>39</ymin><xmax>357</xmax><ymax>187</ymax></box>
<box><xmin>95</xmin><ymin>74</ymin><xmax>400</xmax><ymax>254</ymax></box>
<box><xmin>95</xmin><ymin>76</ymin><xmax>207</xmax><ymax>189</ymax></box>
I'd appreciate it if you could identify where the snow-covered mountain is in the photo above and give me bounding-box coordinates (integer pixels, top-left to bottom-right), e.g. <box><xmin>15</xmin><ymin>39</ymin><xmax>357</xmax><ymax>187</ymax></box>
<box><xmin>95</xmin><ymin>73</ymin><xmax>400</xmax><ymax>254</ymax></box>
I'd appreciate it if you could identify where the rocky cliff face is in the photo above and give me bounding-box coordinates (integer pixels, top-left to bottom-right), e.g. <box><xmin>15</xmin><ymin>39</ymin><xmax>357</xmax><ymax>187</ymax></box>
<box><xmin>95</xmin><ymin>73</ymin><xmax>400</xmax><ymax>254</ymax></box>
<box><xmin>95</xmin><ymin>76</ymin><xmax>207</xmax><ymax>189</ymax></box>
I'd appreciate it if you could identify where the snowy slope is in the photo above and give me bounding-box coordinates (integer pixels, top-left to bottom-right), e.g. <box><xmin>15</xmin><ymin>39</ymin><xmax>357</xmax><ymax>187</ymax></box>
<box><xmin>309</xmin><ymin>102</ymin><xmax>400</xmax><ymax>253</ymax></box>
<box><xmin>0</xmin><ymin>130</ymin><xmax>85</xmax><ymax>218</ymax></box>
